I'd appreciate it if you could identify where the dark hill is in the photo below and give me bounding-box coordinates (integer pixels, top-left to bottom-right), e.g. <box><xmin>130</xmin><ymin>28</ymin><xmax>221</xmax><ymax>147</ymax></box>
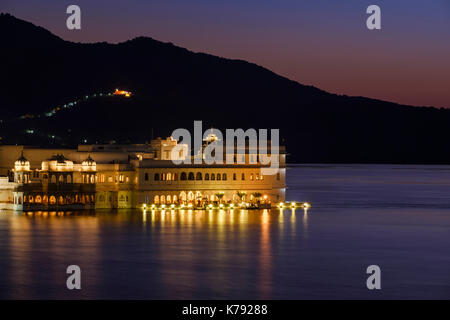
<box><xmin>1</xmin><ymin>12</ymin><xmax>450</xmax><ymax>163</ymax></box>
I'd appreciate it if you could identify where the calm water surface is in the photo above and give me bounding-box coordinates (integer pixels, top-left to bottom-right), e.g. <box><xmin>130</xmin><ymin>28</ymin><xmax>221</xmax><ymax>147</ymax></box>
<box><xmin>0</xmin><ymin>164</ymin><xmax>449</xmax><ymax>299</ymax></box>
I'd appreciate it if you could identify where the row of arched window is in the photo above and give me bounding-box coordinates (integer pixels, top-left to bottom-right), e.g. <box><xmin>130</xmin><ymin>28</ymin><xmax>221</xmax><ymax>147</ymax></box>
<box><xmin>145</xmin><ymin>172</ymin><xmax>265</xmax><ymax>182</ymax></box>
<box><xmin>20</xmin><ymin>194</ymin><xmax>95</xmax><ymax>205</ymax></box>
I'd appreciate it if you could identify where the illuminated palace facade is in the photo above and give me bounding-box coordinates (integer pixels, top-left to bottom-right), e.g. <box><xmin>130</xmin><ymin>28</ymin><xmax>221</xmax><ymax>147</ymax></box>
<box><xmin>0</xmin><ymin>137</ymin><xmax>286</xmax><ymax>211</ymax></box>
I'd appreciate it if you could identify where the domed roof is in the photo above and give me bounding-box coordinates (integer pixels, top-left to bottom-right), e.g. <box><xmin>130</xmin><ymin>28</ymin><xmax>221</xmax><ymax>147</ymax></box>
<box><xmin>83</xmin><ymin>154</ymin><xmax>95</xmax><ymax>164</ymax></box>
<box><xmin>14</xmin><ymin>151</ymin><xmax>30</xmax><ymax>171</ymax></box>
<box><xmin>81</xmin><ymin>154</ymin><xmax>96</xmax><ymax>171</ymax></box>
<box><xmin>48</xmin><ymin>154</ymin><xmax>69</xmax><ymax>163</ymax></box>
<box><xmin>16</xmin><ymin>151</ymin><xmax>28</xmax><ymax>163</ymax></box>
<box><xmin>42</xmin><ymin>154</ymin><xmax>73</xmax><ymax>171</ymax></box>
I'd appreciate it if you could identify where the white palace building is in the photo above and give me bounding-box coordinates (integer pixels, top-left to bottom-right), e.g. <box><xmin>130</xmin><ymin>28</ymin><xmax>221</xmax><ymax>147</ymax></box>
<box><xmin>0</xmin><ymin>135</ymin><xmax>286</xmax><ymax>211</ymax></box>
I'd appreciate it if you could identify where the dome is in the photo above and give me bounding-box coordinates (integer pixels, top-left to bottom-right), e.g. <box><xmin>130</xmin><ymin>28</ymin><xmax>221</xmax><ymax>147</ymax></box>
<box><xmin>41</xmin><ymin>154</ymin><xmax>73</xmax><ymax>171</ymax></box>
<box><xmin>81</xmin><ymin>155</ymin><xmax>96</xmax><ymax>171</ymax></box>
<box><xmin>14</xmin><ymin>151</ymin><xmax>30</xmax><ymax>171</ymax></box>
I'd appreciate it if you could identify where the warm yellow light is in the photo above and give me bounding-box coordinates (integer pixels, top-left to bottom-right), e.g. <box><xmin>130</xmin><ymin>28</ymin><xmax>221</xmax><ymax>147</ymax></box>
<box><xmin>219</xmin><ymin>203</ymin><xmax>224</xmax><ymax>208</ymax></box>
<box><xmin>171</xmin><ymin>204</ymin><xmax>175</xmax><ymax>208</ymax></box>
<box><xmin>291</xmin><ymin>202</ymin><xmax>296</xmax><ymax>207</ymax></box>
<box><xmin>161</xmin><ymin>204</ymin><xmax>166</xmax><ymax>209</ymax></box>
<box><xmin>278</xmin><ymin>202</ymin><xmax>284</xmax><ymax>208</ymax></box>
<box><xmin>302</xmin><ymin>202</ymin><xmax>311</xmax><ymax>209</ymax></box>
<box><xmin>209</xmin><ymin>204</ymin><xmax>213</xmax><ymax>208</ymax></box>
<box><xmin>230</xmin><ymin>203</ymin><xmax>234</xmax><ymax>208</ymax></box>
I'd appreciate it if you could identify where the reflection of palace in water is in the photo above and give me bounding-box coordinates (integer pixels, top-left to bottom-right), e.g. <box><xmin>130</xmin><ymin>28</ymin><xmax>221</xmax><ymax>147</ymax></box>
<box><xmin>0</xmin><ymin>135</ymin><xmax>286</xmax><ymax>211</ymax></box>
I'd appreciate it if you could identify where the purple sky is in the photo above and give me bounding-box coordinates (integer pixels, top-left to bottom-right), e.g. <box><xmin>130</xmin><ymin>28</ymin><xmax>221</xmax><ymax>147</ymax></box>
<box><xmin>2</xmin><ymin>0</ymin><xmax>450</xmax><ymax>108</ymax></box>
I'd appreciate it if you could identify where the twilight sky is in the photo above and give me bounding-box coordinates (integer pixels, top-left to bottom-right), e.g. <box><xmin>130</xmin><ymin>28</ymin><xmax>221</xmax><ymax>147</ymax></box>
<box><xmin>2</xmin><ymin>0</ymin><xmax>450</xmax><ymax>108</ymax></box>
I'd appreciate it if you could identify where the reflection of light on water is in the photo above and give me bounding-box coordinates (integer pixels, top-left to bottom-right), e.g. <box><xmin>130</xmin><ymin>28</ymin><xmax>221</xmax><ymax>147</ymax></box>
<box><xmin>262</xmin><ymin>209</ymin><xmax>269</xmax><ymax>225</ymax></box>
<box><xmin>302</xmin><ymin>209</ymin><xmax>309</xmax><ymax>239</ymax></box>
<box><xmin>7</xmin><ymin>212</ymin><xmax>100</xmax><ymax>298</ymax></box>
<box><xmin>259</xmin><ymin>209</ymin><xmax>272</xmax><ymax>298</ymax></box>
<box><xmin>291</xmin><ymin>208</ymin><xmax>296</xmax><ymax>223</ymax></box>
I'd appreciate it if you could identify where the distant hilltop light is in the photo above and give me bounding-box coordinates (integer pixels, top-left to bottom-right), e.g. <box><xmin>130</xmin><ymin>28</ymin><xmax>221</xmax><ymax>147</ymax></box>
<box><xmin>113</xmin><ymin>89</ymin><xmax>132</xmax><ymax>97</ymax></box>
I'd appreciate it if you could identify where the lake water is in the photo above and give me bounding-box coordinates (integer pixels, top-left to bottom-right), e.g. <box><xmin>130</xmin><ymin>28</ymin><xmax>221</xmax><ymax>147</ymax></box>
<box><xmin>0</xmin><ymin>164</ymin><xmax>449</xmax><ymax>299</ymax></box>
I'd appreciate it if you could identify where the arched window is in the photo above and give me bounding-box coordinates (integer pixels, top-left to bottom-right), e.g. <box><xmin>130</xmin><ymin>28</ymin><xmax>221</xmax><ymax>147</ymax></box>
<box><xmin>217</xmin><ymin>173</ymin><xmax>221</xmax><ymax>181</ymax></box>
<box><xmin>67</xmin><ymin>175</ymin><xmax>72</xmax><ymax>183</ymax></box>
<box><xmin>167</xmin><ymin>173</ymin><xmax>172</xmax><ymax>181</ymax></box>
<box><xmin>120</xmin><ymin>194</ymin><xmax>125</xmax><ymax>201</ymax></box>
<box><xmin>29</xmin><ymin>195</ymin><xmax>34</xmax><ymax>203</ymax></box>
<box><xmin>196</xmin><ymin>172</ymin><xmax>202</xmax><ymax>180</ymax></box>
<box><xmin>173</xmin><ymin>195</ymin><xmax>178</xmax><ymax>204</ymax></box>
<box><xmin>181</xmin><ymin>172</ymin><xmax>187</xmax><ymax>180</ymax></box>
<box><xmin>222</xmin><ymin>173</ymin><xmax>227</xmax><ymax>180</ymax></box>
<box><xmin>211</xmin><ymin>173</ymin><xmax>215</xmax><ymax>180</ymax></box>
<box><xmin>250</xmin><ymin>173</ymin><xmax>254</xmax><ymax>181</ymax></box>
<box><xmin>23</xmin><ymin>195</ymin><xmax>27</xmax><ymax>203</ymax></box>
<box><xmin>59</xmin><ymin>175</ymin><xmax>64</xmax><ymax>183</ymax></box>
<box><xmin>166</xmin><ymin>195</ymin><xmax>171</xmax><ymax>204</ymax></box>
<box><xmin>154</xmin><ymin>195</ymin><xmax>159</xmax><ymax>204</ymax></box>
<box><xmin>179</xmin><ymin>191</ymin><xmax>187</xmax><ymax>202</ymax></box>
<box><xmin>233</xmin><ymin>173</ymin><xmax>236</xmax><ymax>180</ymax></box>
<box><xmin>35</xmin><ymin>195</ymin><xmax>42</xmax><ymax>203</ymax></box>
<box><xmin>154</xmin><ymin>173</ymin><xmax>160</xmax><ymax>181</ymax></box>
<box><xmin>188</xmin><ymin>172</ymin><xmax>194</xmax><ymax>180</ymax></box>
<box><xmin>43</xmin><ymin>195</ymin><xmax>48</xmax><ymax>204</ymax></box>
<box><xmin>173</xmin><ymin>173</ymin><xmax>178</xmax><ymax>181</ymax></box>
<box><xmin>162</xmin><ymin>173</ymin><xmax>166</xmax><ymax>181</ymax></box>
<box><xmin>58</xmin><ymin>196</ymin><xmax>64</xmax><ymax>205</ymax></box>
<box><xmin>18</xmin><ymin>196</ymin><xmax>22</xmax><ymax>205</ymax></box>
<box><xmin>144</xmin><ymin>173</ymin><xmax>149</xmax><ymax>181</ymax></box>
<box><xmin>51</xmin><ymin>175</ymin><xmax>56</xmax><ymax>183</ymax></box>
<box><xmin>90</xmin><ymin>175</ymin><xmax>95</xmax><ymax>183</ymax></box>
<box><xmin>242</xmin><ymin>173</ymin><xmax>245</xmax><ymax>180</ymax></box>
<box><xmin>205</xmin><ymin>173</ymin><xmax>210</xmax><ymax>180</ymax></box>
<box><xmin>161</xmin><ymin>195</ymin><xmax>166</xmax><ymax>204</ymax></box>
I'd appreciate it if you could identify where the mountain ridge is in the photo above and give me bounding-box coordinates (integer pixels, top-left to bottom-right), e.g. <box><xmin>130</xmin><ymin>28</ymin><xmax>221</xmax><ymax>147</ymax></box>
<box><xmin>1</xmin><ymin>13</ymin><xmax>450</xmax><ymax>163</ymax></box>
